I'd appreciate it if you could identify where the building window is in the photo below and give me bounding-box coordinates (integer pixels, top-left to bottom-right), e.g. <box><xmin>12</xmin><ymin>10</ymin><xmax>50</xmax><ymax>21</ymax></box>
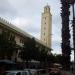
<box><xmin>44</xmin><ymin>33</ymin><xmax>45</xmax><ymax>35</ymax></box>
<box><xmin>20</xmin><ymin>39</ymin><xmax>24</xmax><ymax>44</ymax></box>
<box><xmin>9</xmin><ymin>33</ymin><xmax>15</xmax><ymax>40</ymax></box>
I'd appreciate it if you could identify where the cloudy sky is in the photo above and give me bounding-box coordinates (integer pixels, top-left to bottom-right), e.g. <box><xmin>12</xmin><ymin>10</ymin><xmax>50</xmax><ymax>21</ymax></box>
<box><xmin>0</xmin><ymin>0</ymin><xmax>74</xmax><ymax>60</ymax></box>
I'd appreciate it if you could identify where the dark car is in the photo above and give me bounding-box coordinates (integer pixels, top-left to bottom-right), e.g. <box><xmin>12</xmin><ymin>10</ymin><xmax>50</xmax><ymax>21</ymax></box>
<box><xmin>49</xmin><ymin>68</ymin><xmax>61</xmax><ymax>75</ymax></box>
<box><xmin>48</xmin><ymin>63</ymin><xmax>62</xmax><ymax>75</ymax></box>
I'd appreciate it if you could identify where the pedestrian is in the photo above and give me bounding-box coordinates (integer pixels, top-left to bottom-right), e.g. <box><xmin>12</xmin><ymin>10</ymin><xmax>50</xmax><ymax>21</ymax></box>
<box><xmin>71</xmin><ymin>65</ymin><xmax>73</xmax><ymax>73</ymax></box>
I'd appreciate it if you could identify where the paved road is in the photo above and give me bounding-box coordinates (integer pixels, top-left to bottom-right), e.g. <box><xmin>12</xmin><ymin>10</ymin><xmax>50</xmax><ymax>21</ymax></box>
<box><xmin>61</xmin><ymin>71</ymin><xmax>74</xmax><ymax>75</ymax></box>
<box><xmin>38</xmin><ymin>70</ymin><xmax>74</xmax><ymax>75</ymax></box>
<box><xmin>41</xmin><ymin>71</ymin><xmax>74</xmax><ymax>75</ymax></box>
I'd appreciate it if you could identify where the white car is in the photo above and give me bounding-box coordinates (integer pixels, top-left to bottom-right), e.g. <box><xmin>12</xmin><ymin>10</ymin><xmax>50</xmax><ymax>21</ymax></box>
<box><xmin>6</xmin><ymin>70</ymin><xmax>31</xmax><ymax>75</ymax></box>
<box><xmin>24</xmin><ymin>69</ymin><xmax>37</xmax><ymax>75</ymax></box>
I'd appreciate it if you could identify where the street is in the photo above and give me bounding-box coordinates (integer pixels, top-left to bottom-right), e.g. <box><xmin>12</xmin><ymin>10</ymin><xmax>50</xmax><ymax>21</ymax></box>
<box><xmin>61</xmin><ymin>71</ymin><xmax>74</xmax><ymax>75</ymax></box>
<box><xmin>42</xmin><ymin>71</ymin><xmax>74</xmax><ymax>75</ymax></box>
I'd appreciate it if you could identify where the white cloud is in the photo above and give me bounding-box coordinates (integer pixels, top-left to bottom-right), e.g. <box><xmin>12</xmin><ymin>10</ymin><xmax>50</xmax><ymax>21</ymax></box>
<box><xmin>8</xmin><ymin>0</ymin><xmax>42</xmax><ymax>17</ymax></box>
<box><xmin>11</xmin><ymin>17</ymin><xmax>33</xmax><ymax>28</ymax></box>
<box><xmin>0</xmin><ymin>0</ymin><xmax>17</xmax><ymax>17</ymax></box>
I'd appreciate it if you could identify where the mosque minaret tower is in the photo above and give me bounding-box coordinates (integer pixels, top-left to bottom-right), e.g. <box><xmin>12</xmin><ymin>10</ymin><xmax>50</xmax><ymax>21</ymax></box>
<box><xmin>41</xmin><ymin>4</ymin><xmax>52</xmax><ymax>48</ymax></box>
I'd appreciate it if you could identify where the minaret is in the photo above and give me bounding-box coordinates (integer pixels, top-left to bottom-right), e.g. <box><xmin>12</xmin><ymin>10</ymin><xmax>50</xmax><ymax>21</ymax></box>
<box><xmin>41</xmin><ymin>5</ymin><xmax>52</xmax><ymax>48</ymax></box>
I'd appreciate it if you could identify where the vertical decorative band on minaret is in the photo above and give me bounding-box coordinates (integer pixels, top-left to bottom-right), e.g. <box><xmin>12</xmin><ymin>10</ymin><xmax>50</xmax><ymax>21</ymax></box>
<box><xmin>41</xmin><ymin>4</ymin><xmax>52</xmax><ymax>48</ymax></box>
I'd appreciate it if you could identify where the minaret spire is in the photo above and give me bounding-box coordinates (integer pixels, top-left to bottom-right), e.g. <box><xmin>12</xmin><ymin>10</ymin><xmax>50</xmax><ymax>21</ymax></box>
<box><xmin>41</xmin><ymin>5</ymin><xmax>52</xmax><ymax>48</ymax></box>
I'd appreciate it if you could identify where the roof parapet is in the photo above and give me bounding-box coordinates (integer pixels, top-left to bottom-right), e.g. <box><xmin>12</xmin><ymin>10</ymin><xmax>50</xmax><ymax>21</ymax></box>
<box><xmin>0</xmin><ymin>17</ymin><xmax>11</xmax><ymax>25</ymax></box>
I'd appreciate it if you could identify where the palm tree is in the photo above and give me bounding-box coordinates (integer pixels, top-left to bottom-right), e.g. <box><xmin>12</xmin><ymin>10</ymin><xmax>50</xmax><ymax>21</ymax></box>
<box><xmin>61</xmin><ymin>0</ymin><xmax>71</xmax><ymax>70</ymax></box>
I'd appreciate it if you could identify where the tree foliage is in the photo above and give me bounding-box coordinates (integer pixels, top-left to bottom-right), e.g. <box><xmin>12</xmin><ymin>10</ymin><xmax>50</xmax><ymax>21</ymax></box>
<box><xmin>39</xmin><ymin>47</ymin><xmax>48</xmax><ymax>62</ymax></box>
<box><xmin>20</xmin><ymin>37</ymin><xmax>49</xmax><ymax>62</ymax></box>
<box><xmin>0</xmin><ymin>31</ymin><xmax>16</xmax><ymax>59</ymax></box>
<box><xmin>20</xmin><ymin>37</ymin><xmax>37</xmax><ymax>61</ymax></box>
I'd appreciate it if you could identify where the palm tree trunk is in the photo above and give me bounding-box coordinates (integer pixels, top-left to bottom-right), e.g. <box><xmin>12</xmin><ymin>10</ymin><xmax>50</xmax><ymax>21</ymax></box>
<box><xmin>61</xmin><ymin>0</ymin><xmax>71</xmax><ymax>70</ymax></box>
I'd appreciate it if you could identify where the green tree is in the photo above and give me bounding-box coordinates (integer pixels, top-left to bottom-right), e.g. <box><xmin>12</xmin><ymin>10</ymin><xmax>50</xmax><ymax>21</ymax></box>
<box><xmin>39</xmin><ymin>47</ymin><xmax>48</xmax><ymax>62</ymax></box>
<box><xmin>47</xmin><ymin>53</ymin><xmax>55</xmax><ymax>64</ymax></box>
<box><xmin>20</xmin><ymin>37</ymin><xmax>39</xmax><ymax>68</ymax></box>
<box><xmin>0</xmin><ymin>31</ymin><xmax>6</xmax><ymax>58</ymax></box>
<box><xmin>54</xmin><ymin>54</ymin><xmax>63</xmax><ymax>65</ymax></box>
<box><xmin>20</xmin><ymin>37</ymin><xmax>38</xmax><ymax>61</ymax></box>
<box><xmin>0</xmin><ymin>31</ymin><xmax>10</xmax><ymax>58</ymax></box>
<box><xmin>0</xmin><ymin>31</ymin><xmax>17</xmax><ymax>59</ymax></box>
<box><xmin>20</xmin><ymin>37</ymin><xmax>31</xmax><ymax>61</ymax></box>
<box><xmin>7</xmin><ymin>33</ymin><xmax>16</xmax><ymax>59</ymax></box>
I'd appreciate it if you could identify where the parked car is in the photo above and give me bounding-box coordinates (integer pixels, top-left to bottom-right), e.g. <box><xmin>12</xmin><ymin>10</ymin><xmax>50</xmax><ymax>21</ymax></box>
<box><xmin>24</xmin><ymin>69</ymin><xmax>37</xmax><ymax>75</ymax></box>
<box><xmin>37</xmin><ymin>69</ymin><xmax>47</xmax><ymax>75</ymax></box>
<box><xmin>49</xmin><ymin>68</ymin><xmax>61</xmax><ymax>75</ymax></box>
<box><xmin>48</xmin><ymin>63</ymin><xmax>62</xmax><ymax>75</ymax></box>
<box><xmin>6</xmin><ymin>70</ymin><xmax>31</xmax><ymax>75</ymax></box>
